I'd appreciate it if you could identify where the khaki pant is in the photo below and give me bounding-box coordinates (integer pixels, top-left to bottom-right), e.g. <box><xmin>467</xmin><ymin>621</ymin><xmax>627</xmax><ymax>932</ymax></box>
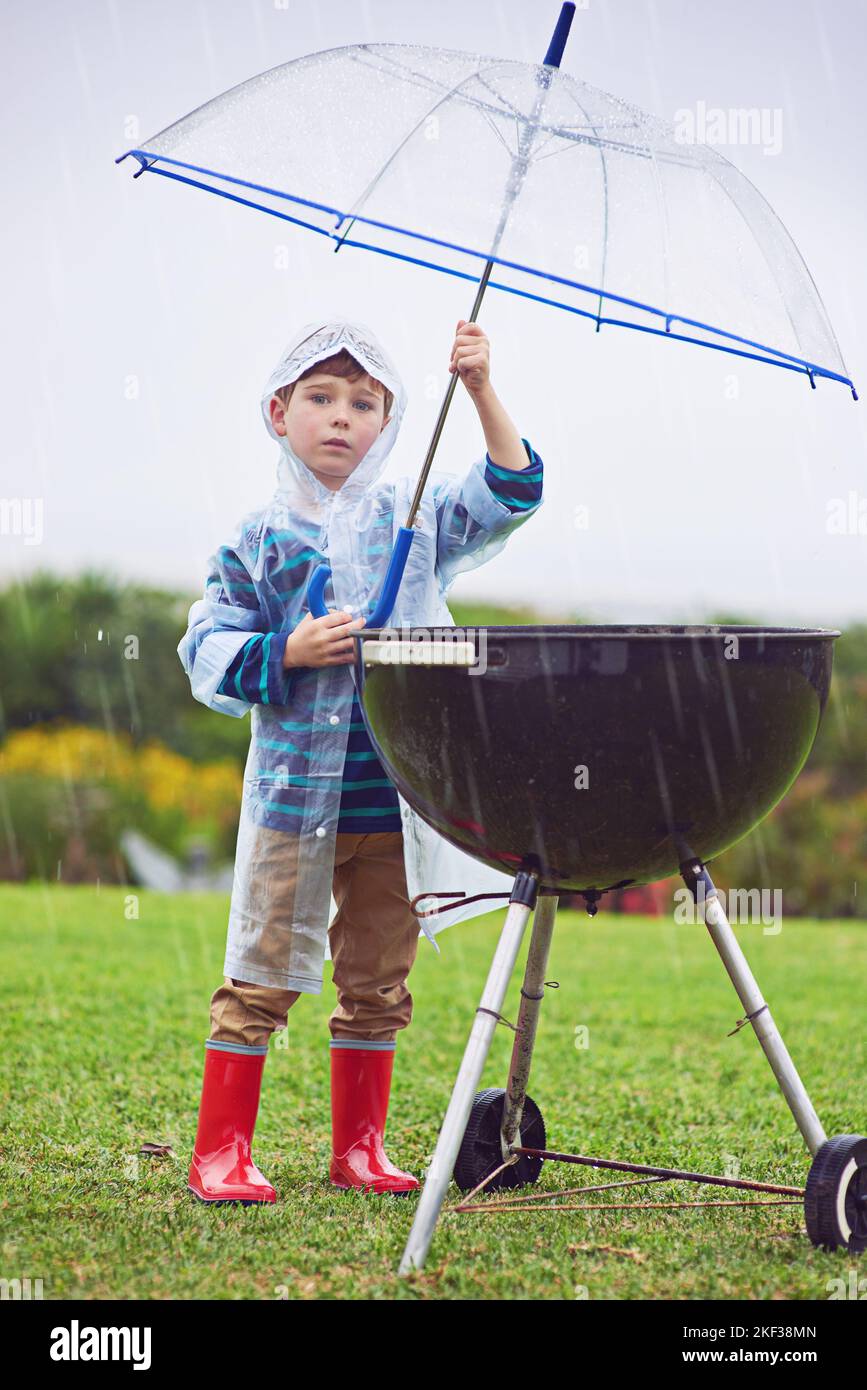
<box><xmin>208</xmin><ymin>831</ymin><xmax>420</xmax><ymax>1046</ymax></box>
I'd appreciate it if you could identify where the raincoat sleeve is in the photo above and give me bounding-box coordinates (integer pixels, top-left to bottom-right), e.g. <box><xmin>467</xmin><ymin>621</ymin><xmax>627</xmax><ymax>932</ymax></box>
<box><xmin>433</xmin><ymin>437</ymin><xmax>543</xmax><ymax>590</ymax></box>
<box><xmin>178</xmin><ymin>529</ymin><xmax>307</xmax><ymax>719</ymax></box>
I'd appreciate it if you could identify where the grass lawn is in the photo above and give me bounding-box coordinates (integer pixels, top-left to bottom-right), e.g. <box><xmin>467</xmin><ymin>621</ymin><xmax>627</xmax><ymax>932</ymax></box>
<box><xmin>0</xmin><ymin>884</ymin><xmax>864</xmax><ymax>1301</ymax></box>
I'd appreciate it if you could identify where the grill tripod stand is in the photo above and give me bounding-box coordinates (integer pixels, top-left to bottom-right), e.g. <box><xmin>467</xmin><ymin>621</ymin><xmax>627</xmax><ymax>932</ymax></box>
<box><xmin>398</xmin><ymin>860</ymin><xmax>867</xmax><ymax>1274</ymax></box>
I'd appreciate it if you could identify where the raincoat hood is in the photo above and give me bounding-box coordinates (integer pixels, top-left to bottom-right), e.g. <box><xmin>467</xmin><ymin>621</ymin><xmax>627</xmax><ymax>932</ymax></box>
<box><xmin>261</xmin><ymin>320</ymin><xmax>408</xmax><ymax>527</ymax></box>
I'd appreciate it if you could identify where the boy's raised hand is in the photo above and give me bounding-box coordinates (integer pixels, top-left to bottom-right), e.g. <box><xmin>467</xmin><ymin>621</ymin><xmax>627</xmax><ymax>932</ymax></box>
<box><xmin>282</xmin><ymin>610</ymin><xmax>364</xmax><ymax>669</ymax></box>
<box><xmin>449</xmin><ymin>319</ymin><xmax>491</xmax><ymax>397</ymax></box>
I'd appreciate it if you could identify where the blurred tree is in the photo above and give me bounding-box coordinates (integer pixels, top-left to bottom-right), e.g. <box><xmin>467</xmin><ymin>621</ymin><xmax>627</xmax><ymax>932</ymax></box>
<box><xmin>0</xmin><ymin>577</ymin><xmax>864</xmax><ymax>911</ymax></box>
<box><xmin>0</xmin><ymin>572</ymin><xmax>249</xmax><ymax>763</ymax></box>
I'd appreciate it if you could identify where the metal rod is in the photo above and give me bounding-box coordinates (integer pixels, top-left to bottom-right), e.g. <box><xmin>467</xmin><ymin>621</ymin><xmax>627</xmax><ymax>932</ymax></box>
<box><xmin>680</xmin><ymin>858</ymin><xmax>828</xmax><ymax>1157</ymax></box>
<box><xmin>511</xmin><ymin>1148</ymin><xmax>805</xmax><ymax>1197</ymax></box>
<box><xmin>448</xmin><ymin>1176</ymin><xmax>671</xmax><ymax>1212</ymax></box>
<box><xmin>405</xmin><ymin>259</ymin><xmax>494</xmax><ymax>527</ymax></box>
<box><xmin>397</xmin><ymin>873</ymin><xmax>540</xmax><ymax>1275</ymax></box>
<box><xmin>453</xmin><ymin>1198</ymin><xmax>800</xmax><ymax>1215</ymax></box>
<box><xmin>500</xmin><ymin>893</ymin><xmax>559</xmax><ymax>1157</ymax></box>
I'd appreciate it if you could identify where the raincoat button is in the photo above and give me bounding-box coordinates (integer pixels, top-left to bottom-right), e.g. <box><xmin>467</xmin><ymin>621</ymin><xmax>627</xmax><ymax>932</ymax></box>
<box><xmin>329</xmin><ymin>715</ymin><xmax>339</xmax><ymax>725</ymax></box>
<box><xmin>315</xmin><ymin>826</ymin><xmax>326</xmax><ymax>838</ymax></box>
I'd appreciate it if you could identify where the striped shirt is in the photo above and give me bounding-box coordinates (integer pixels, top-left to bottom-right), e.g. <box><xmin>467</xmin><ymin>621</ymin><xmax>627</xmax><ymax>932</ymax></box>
<box><xmin>217</xmin><ymin>441</ymin><xmax>544</xmax><ymax>831</ymax></box>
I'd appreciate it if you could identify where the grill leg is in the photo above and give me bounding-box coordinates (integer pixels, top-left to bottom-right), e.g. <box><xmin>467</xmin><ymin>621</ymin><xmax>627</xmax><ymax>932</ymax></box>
<box><xmin>680</xmin><ymin>858</ymin><xmax>827</xmax><ymax>1156</ymax></box>
<box><xmin>500</xmin><ymin>893</ymin><xmax>559</xmax><ymax>1158</ymax></box>
<box><xmin>397</xmin><ymin>872</ymin><xmax>539</xmax><ymax>1275</ymax></box>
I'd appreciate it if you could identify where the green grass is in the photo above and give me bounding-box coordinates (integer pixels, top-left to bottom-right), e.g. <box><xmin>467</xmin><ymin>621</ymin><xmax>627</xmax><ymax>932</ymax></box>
<box><xmin>0</xmin><ymin>884</ymin><xmax>864</xmax><ymax>1300</ymax></box>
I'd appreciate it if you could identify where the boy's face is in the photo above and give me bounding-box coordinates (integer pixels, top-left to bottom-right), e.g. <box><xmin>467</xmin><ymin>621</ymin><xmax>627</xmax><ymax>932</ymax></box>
<box><xmin>270</xmin><ymin>372</ymin><xmax>391</xmax><ymax>491</ymax></box>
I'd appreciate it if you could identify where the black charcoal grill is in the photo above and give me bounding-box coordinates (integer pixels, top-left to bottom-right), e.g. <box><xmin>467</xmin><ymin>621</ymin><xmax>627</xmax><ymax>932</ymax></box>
<box><xmin>351</xmin><ymin>624</ymin><xmax>866</xmax><ymax>1272</ymax></box>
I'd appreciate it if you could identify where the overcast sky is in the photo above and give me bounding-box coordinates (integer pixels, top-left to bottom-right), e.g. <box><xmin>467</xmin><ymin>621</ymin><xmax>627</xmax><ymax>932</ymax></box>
<box><xmin>2</xmin><ymin>0</ymin><xmax>866</xmax><ymax>624</ymax></box>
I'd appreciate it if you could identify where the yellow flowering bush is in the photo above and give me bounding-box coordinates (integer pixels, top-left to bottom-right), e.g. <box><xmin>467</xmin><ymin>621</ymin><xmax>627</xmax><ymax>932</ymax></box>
<box><xmin>0</xmin><ymin>724</ymin><xmax>138</xmax><ymax>784</ymax></box>
<box><xmin>0</xmin><ymin>723</ymin><xmax>242</xmax><ymax>881</ymax></box>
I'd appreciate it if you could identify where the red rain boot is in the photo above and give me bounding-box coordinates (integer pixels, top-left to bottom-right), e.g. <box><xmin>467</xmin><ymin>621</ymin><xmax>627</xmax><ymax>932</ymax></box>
<box><xmin>329</xmin><ymin>1042</ymin><xmax>420</xmax><ymax>1195</ymax></box>
<box><xmin>188</xmin><ymin>1043</ymin><xmax>276</xmax><ymax>1204</ymax></box>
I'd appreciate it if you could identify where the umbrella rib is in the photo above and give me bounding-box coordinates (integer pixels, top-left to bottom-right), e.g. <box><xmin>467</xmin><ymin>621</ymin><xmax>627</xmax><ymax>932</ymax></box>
<box><xmin>350</xmin><ymin>42</ymin><xmax>505</xmax><ymax>96</ymax></box>
<box><xmin>523</xmin><ymin>126</ymin><xmax>567</xmax><ymax>159</ymax></box>
<box><xmin>346</xmin><ymin>45</ymin><xmax>485</xmax><ymax>111</ymax></box>
<box><xmin>333</xmin><ymin>59</ymin><xmax>502</xmax><ymax>243</ymax></box>
<box><xmin>563</xmin><ymin>85</ymin><xmax>612</xmax><ymax>330</ymax></box>
<box><xmin>697</xmin><ymin>150</ymin><xmax>822</xmax><ymax>373</ymax></box>
<box><xmin>473</xmin><ymin>69</ymin><xmax>530</xmax><ymax>127</ymax></box>
<box><xmin>476</xmin><ymin>103</ymin><xmax>517</xmax><ymax>160</ymax></box>
<box><xmin>647</xmin><ymin>139</ymin><xmax>673</xmax><ymax>325</ymax></box>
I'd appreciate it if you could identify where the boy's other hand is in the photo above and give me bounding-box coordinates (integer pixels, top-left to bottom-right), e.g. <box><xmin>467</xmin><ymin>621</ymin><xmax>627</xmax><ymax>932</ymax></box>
<box><xmin>448</xmin><ymin>319</ymin><xmax>491</xmax><ymax>397</ymax></box>
<box><xmin>282</xmin><ymin>610</ymin><xmax>364</xmax><ymax>669</ymax></box>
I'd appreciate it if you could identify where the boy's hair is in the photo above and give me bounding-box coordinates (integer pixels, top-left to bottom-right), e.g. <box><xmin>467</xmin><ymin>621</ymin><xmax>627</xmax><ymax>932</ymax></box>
<box><xmin>274</xmin><ymin>349</ymin><xmax>394</xmax><ymax>421</ymax></box>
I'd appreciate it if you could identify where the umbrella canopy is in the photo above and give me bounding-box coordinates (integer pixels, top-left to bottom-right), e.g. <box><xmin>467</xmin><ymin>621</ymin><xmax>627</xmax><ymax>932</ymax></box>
<box><xmin>117</xmin><ymin>17</ymin><xmax>856</xmax><ymax>396</ymax></box>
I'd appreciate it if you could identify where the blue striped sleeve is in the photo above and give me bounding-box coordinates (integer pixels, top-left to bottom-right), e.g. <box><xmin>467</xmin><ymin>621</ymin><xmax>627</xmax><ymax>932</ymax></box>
<box><xmin>483</xmin><ymin>438</ymin><xmax>544</xmax><ymax>513</ymax></box>
<box><xmin>217</xmin><ymin>633</ymin><xmax>303</xmax><ymax>706</ymax></box>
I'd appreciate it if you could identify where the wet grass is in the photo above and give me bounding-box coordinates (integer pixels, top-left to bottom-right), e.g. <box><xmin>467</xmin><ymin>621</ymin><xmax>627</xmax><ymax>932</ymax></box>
<box><xmin>0</xmin><ymin>883</ymin><xmax>864</xmax><ymax>1300</ymax></box>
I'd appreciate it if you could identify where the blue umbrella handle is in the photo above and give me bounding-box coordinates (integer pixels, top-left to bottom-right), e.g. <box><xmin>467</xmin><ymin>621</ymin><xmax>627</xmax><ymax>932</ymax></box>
<box><xmin>306</xmin><ymin>563</ymin><xmax>333</xmax><ymax>618</ymax></box>
<box><xmin>305</xmin><ymin>526</ymin><xmax>416</xmax><ymax>626</ymax></box>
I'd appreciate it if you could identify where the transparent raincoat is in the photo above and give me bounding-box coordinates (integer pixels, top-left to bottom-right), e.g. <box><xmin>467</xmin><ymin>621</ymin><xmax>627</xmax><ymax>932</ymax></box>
<box><xmin>178</xmin><ymin>320</ymin><xmax>543</xmax><ymax>993</ymax></box>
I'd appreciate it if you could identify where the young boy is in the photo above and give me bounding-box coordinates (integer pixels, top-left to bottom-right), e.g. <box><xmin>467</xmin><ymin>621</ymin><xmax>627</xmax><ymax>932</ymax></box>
<box><xmin>179</xmin><ymin>318</ymin><xmax>544</xmax><ymax>1203</ymax></box>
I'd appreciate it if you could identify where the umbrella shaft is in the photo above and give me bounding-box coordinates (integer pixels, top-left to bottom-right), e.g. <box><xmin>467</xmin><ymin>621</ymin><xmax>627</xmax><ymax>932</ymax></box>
<box><xmin>405</xmin><ymin>258</ymin><xmax>495</xmax><ymax>527</ymax></box>
<box><xmin>406</xmin><ymin>49</ymin><xmax>562</xmax><ymax>530</ymax></box>
<box><xmin>408</xmin><ymin>17</ymin><xmax>572</xmax><ymax>530</ymax></box>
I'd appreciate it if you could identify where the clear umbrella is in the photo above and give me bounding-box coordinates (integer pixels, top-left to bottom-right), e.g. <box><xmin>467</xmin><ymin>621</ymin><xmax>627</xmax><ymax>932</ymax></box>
<box><xmin>117</xmin><ymin>2</ymin><xmax>857</xmax><ymax>621</ymax></box>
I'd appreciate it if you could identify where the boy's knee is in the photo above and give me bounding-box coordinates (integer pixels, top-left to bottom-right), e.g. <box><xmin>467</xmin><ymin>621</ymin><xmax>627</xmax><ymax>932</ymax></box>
<box><xmin>208</xmin><ymin>976</ymin><xmax>300</xmax><ymax>1048</ymax></box>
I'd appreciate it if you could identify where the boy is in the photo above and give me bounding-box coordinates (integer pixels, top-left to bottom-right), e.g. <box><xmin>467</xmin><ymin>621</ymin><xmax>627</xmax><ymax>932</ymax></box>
<box><xmin>179</xmin><ymin>318</ymin><xmax>544</xmax><ymax>1202</ymax></box>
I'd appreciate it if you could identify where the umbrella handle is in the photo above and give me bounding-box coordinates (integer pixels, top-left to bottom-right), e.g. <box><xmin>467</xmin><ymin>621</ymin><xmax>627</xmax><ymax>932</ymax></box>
<box><xmin>305</xmin><ymin>526</ymin><xmax>416</xmax><ymax>626</ymax></box>
<box><xmin>306</xmin><ymin>562</ymin><xmax>333</xmax><ymax>618</ymax></box>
